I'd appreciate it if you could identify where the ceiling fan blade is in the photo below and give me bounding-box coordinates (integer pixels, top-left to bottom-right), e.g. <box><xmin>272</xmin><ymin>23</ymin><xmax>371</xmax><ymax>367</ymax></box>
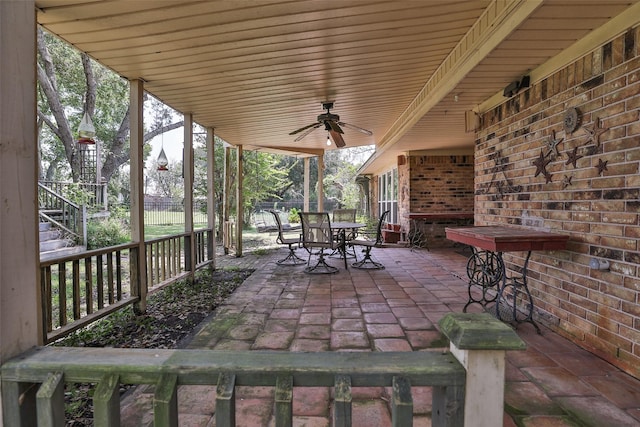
<box><xmin>327</xmin><ymin>120</ymin><xmax>344</xmax><ymax>134</ymax></box>
<box><xmin>293</xmin><ymin>123</ymin><xmax>322</xmax><ymax>142</ymax></box>
<box><xmin>338</xmin><ymin>121</ymin><xmax>373</xmax><ymax>136</ymax></box>
<box><xmin>329</xmin><ymin>130</ymin><xmax>346</xmax><ymax>148</ymax></box>
<box><xmin>289</xmin><ymin>122</ymin><xmax>321</xmax><ymax>135</ymax></box>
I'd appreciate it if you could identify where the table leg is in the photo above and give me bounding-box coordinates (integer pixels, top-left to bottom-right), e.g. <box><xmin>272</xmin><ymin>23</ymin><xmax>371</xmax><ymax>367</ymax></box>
<box><xmin>495</xmin><ymin>251</ymin><xmax>541</xmax><ymax>334</ymax></box>
<box><xmin>463</xmin><ymin>247</ymin><xmax>502</xmax><ymax>312</ymax></box>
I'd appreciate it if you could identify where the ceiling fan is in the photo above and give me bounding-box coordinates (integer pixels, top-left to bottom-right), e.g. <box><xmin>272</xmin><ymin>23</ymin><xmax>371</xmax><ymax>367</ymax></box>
<box><xmin>288</xmin><ymin>101</ymin><xmax>372</xmax><ymax>148</ymax></box>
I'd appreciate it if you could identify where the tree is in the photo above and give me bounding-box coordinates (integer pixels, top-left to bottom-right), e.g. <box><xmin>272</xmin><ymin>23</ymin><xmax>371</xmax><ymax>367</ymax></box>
<box><xmin>36</xmin><ymin>29</ymin><xmax>183</xmax><ymax>188</ymax></box>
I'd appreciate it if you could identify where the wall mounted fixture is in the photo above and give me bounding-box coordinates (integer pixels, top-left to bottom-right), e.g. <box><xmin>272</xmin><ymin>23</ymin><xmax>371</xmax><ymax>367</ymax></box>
<box><xmin>589</xmin><ymin>257</ymin><xmax>610</xmax><ymax>271</ymax></box>
<box><xmin>503</xmin><ymin>75</ymin><xmax>530</xmax><ymax>98</ymax></box>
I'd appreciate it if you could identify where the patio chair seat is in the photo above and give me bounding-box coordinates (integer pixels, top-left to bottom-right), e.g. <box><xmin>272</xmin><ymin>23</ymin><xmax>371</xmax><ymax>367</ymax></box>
<box><xmin>351</xmin><ymin>210</ymin><xmax>389</xmax><ymax>270</ymax></box>
<box><xmin>268</xmin><ymin>209</ymin><xmax>305</xmax><ymax>266</ymax></box>
<box><xmin>299</xmin><ymin>212</ymin><xmax>340</xmax><ymax>274</ymax></box>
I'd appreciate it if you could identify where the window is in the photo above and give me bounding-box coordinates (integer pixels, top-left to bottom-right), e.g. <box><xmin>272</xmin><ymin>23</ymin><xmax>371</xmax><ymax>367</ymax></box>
<box><xmin>378</xmin><ymin>168</ymin><xmax>398</xmax><ymax>223</ymax></box>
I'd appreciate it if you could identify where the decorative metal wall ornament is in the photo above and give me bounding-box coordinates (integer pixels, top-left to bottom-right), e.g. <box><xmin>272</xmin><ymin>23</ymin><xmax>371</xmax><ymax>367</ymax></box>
<box><xmin>565</xmin><ymin>147</ymin><xmax>583</xmax><ymax>168</ymax></box>
<box><xmin>532</xmin><ymin>149</ymin><xmax>551</xmax><ymax>177</ymax></box>
<box><xmin>595</xmin><ymin>158</ymin><xmax>608</xmax><ymax>175</ymax></box>
<box><xmin>582</xmin><ymin>116</ymin><xmax>608</xmax><ymax>147</ymax></box>
<box><xmin>543</xmin><ymin>170</ymin><xmax>553</xmax><ymax>184</ymax></box>
<box><xmin>545</xmin><ymin>130</ymin><xmax>564</xmax><ymax>158</ymax></box>
<box><xmin>563</xmin><ymin>107</ymin><xmax>580</xmax><ymax>134</ymax></box>
<box><xmin>562</xmin><ymin>175</ymin><xmax>573</xmax><ymax>188</ymax></box>
<box><xmin>476</xmin><ymin>149</ymin><xmax>522</xmax><ymax>197</ymax></box>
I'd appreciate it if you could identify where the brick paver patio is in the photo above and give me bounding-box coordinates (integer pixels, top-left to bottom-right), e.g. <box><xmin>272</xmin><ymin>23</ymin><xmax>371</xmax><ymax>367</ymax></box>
<box><xmin>120</xmin><ymin>245</ymin><xmax>640</xmax><ymax>426</ymax></box>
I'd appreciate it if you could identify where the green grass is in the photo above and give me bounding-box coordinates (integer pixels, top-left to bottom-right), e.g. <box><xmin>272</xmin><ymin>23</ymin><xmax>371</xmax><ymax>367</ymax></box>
<box><xmin>144</xmin><ymin>224</ymin><xmax>186</xmax><ymax>239</ymax></box>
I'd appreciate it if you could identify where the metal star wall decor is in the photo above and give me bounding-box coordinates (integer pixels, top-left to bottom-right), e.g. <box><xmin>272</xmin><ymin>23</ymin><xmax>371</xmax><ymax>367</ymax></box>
<box><xmin>476</xmin><ymin>149</ymin><xmax>522</xmax><ymax>197</ymax></box>
<box><xmin>562</xmin><ymin>175</ymin><xmax>573</xmax><ymax>188</ymax></box>
<box><xmin>596</xmin><ymin>158</ymin><xmax>608</xmax><ymax>175</ymax></box>
<box><xmin>532</xmin><ymin>149</ymin><xmax>551</xmax><ymax>177</ymax></box>
<box><xmin>565</xmin><ymin>147</ymin><xmax>583</xmax><ymax>168</ymax></box>
<box><xmin>582</xmin><ymin>116</ymin><xmax>608</xmax><ymax>147</ymax></box>
<box><xmin>545</xmin><ymin>130</ymin><xmax>564</xmax><ymax>157</ymax></box>
<box><xmin>543</xmin><ymin>170</ymin><xmax>553</xmax><ymax>183</ymax></box>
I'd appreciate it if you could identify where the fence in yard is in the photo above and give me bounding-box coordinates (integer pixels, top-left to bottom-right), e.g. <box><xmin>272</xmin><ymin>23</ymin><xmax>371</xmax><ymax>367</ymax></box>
<box><xmin>113</xmin><ymin>200</ymin><xmax>209</xmax><ymax>226</ymax></box>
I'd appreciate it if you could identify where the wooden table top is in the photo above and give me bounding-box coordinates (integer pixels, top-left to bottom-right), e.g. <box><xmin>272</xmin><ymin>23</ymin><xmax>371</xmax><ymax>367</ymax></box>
<box><xmin>445</xmin><ymin>226</ymin><xmax>569</xmax><ymax>252</ymax></box>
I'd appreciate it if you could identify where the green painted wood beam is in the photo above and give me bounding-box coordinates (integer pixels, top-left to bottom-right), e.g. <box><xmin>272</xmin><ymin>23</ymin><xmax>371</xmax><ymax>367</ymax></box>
<box><xmin>439</xmin><ymin>313</ymin><xmax>526</xmax><ymax>351</ymax></box>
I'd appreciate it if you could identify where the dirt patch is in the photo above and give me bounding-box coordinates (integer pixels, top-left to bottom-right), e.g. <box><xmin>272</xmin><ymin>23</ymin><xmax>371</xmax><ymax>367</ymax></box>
<box><xmin>53</xmin><ymin>268</ymin><xmax>253</xmax><ymax>425</ymax></box>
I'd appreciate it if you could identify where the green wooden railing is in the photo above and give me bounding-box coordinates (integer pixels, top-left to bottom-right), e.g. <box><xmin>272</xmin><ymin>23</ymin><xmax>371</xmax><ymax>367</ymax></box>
<box><xmin>0</xmin><ymin>348</ymin><xmax>465</xmax><ymax>427</ymax></box>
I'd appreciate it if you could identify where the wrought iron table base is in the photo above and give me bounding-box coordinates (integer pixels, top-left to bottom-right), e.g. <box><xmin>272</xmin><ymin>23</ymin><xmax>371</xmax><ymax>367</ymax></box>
<box><xmin>464</xmin><ymin>248</ymin><xmax>541</xmax><ymax>334</ymax></box>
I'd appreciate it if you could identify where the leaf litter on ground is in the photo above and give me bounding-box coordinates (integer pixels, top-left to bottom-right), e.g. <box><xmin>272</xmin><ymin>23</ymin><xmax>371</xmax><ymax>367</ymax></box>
<box><xmin>52</xmin><ymin>267</ymin><xmax>253</xmax><ymax>425</ymax></box>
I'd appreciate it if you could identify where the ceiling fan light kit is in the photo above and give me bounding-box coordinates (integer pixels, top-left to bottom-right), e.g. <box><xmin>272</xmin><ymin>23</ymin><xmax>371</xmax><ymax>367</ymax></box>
<box><xmin>289</xmin><ymin>101</ymin><xmax>372</xmax><ymax>148</ymax></box>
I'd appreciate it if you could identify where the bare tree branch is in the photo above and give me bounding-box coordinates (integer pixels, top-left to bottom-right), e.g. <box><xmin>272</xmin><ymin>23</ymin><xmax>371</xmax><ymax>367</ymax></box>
<box><xmin>81</xmin><ymin>53</ymin><xmax>96</xmax><ymax>114</ymax></box>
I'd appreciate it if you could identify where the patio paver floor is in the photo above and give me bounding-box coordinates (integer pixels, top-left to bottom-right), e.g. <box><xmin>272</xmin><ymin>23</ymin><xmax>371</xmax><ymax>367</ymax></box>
<box><xmin>120</xmin><ymin>246</ymin><xmax>640</xmax><ymax>427</ymax></box>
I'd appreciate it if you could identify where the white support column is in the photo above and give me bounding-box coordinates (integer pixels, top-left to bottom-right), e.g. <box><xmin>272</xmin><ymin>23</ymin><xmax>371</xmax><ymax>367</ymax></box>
<box><xmin>439</xmin><ymin>313</ymin><xmax>526</xmax><ymax>427</ymax></box>
<box><xmin>183</xmin><ymin>113</ymin><xmax>195</xmax><ymax>274</ymax></box>
<box><xmin>303</xmin><ymin>157</ymin><xmax>310</xmax><ymax>212</ymax></box>
<box><xmin>129</xmin><ymin>79</ymin><xmax>147</xmax><ymax>313</ymax></box>
<box><xmin>206</xmin><ymin>128</ymin><xmax>216</xmax><ymax>269</ymax></box>
<box><xmin>317</xmin><ymin>154</ymin><xmax>324</xmax><ymax>212</ymax></box>
<box><xmin>235</xmin><ymin>145</ymin><xmax>243</xmax><ymax>257</ymax></box>
<box><xmin>223</xmin><ymin>146</ymin><xmax>231</xmax><ymax>255</ymax></box>
<box><xmin>0</xmin><ymin>0</ymin><xmax>40</xmax><ymax>364</ymax></box>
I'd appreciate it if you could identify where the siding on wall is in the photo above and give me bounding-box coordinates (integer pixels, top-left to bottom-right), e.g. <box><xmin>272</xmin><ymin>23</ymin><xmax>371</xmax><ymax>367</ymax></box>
<box><xmin>476</xmin><ymin>26</ymin><xmax>640</xmax><ymax>378</ymax></box>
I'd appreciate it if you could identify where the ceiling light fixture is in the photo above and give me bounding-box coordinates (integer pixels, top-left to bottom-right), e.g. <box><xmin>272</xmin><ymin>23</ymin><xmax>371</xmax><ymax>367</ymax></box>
<box><xmin>326</xmin><ymin>134</ymin><xmax>331</xmax><ymax>146</ymax></box>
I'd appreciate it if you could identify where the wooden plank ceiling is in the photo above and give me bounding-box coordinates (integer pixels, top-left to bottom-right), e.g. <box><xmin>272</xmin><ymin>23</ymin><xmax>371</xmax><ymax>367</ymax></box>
<box><xmin>35</xmin><ymin>0</ymin><xmax>638</xmax><ymax>162</ymax></box>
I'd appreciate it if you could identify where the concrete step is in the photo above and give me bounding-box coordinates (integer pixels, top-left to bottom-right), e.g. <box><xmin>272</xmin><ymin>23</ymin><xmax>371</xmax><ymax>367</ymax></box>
<box><xmin>40</xmin><ymin>229</ymin><xmax>61</xmax><ymax>242</ymax></box>
<box><xmin>40</xmin><ymin>245</ymin><xmax>87</xmax><ymax>262</ymax></box>
<box><xmin>40</xmin><ymin>238</ymin><xmax>71</xmax><ymax>253</ymax></box>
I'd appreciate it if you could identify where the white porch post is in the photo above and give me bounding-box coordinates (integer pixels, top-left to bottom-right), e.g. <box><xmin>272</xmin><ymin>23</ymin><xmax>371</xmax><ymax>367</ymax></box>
<box><xmin>1</xmin><ymin>1</ymin><xmax>40</xmax><ymax>423</ymax></box>
<box><xmin>439</xmin><ymin>313</ymin><xmax>526</xmax><ymax>427</ymax></box>
<box><xmin>303</xmin><ymin>157</ymin><xmax>310</xmax><ymax>212</ymax></box>
<box><xmin>223</xmin><ymin>145</ymin><xmax>231</xmax><ymax>255</ymax></box>
<box><xmin>235</xmin><ymin>145</ymin><xmax>243</xmax><ymax>256</ymax></box>
<box><xmin>183</xmin><ymin>113</ymin><xmax>196</xmax><ymax>275</ymax></box>
<box><xmin>0</xmin><ymin>0</ymin><xmax>40</xmax><ymax>356</ymax></box>
<box><xmin>317</xmin><ymin>154</ymin><xmax>324</xmax><ymax>212</ymax></box>
<box><xmin>206</xmin><ymin>127</ymin><xmax>216</xmax><ymax>269</ymax></box>
<box><xmin>129</xmin><ymin>79</ymin><xmax>147</xmax><ymax>313</ymax></box>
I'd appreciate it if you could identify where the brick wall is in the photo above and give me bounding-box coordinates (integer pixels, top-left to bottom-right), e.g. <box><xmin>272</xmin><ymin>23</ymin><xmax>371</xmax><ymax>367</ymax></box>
<box><xmin>476</xmin><ymin>26</ymin><xmax>640</xmax><ymax>377</ymax></box>
<box><xmin>406</xmin><ymin>155</ymin><xmax>474</xmax><ymax>247</ymax></box>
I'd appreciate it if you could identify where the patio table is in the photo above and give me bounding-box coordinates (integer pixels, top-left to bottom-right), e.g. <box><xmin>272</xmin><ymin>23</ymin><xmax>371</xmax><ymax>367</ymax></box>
<box><xmin>445</xmin><ymin>226</ymin><xmax>568</xmax><ymax>333</ymax></box>
<box><xmin>331</xmin><ymin>221</ymin><xmax>366</xmax><ymax>269</ymax></box>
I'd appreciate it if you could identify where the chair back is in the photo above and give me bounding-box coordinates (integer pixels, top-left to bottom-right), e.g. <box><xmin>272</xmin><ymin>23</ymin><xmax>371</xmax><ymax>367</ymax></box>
<box><xmin>299</xmin><ymin>212</ymin><xmax>334</xmax><ymax>249</ymax></box>
<box><xmin>267</xmin><ymin>210</ymin><xmax>286</xmax><ymax>243</ymax></box>
<box><xmin>332</xmin><ymin>209</ymin><xmax>356</xmax><ymax>223</ymax></box>
<box><xmin>375</xmin><ymin>210</ymin><xmax>391</xmax><ymax>244</ymax></box>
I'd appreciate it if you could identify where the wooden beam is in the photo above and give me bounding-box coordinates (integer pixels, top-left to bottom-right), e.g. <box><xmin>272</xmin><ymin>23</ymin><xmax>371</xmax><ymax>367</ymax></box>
<box><xmin>129</xmin><ymin>79</ymin><xmax>147</xmax><ymax>313</ymax></box>
<box><xmin>303</xmin><ymin>157</ymin><xmax>310</xmax><ymax>212</ymax></box>
<box><xmin>223</xmin><ymin>146</ymin><xmax>231</xmax><ymax>255</ymax></box>
<box><xmin>183</xmin><ymin>113</ymin><xmax>196</xmax><ymax>275</ymax></box>
<box><xmin>36</xmin><ymin>372</ymin><xmax>65</xmax><ymax>427</ymax></box>
<box><xmin>206</xmin><ymin>127</ymin><xmax>216</xmax><ymax>269</ymax></box>
<box><xmin>235</xmin><ymin>145</ymin><xmax>243</xmax><ymax>256</ymax></box>
<box><xmin>317</xmin><ymin>155</ymin><xmax>324</xmax><ymax>212</ymax></box>
<box><xmin>0</xmin><ymin>0</ymin><xmax>41</xmax><ymax>363</ymax></box>
<box><xmin>93</xmin><ymin>374</ymin><xmax>120</xmax><ymax>427</ymax></box>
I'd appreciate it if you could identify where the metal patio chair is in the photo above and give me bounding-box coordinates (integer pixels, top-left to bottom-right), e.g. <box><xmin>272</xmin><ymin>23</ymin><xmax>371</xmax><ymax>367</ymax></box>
<box><xmin>268</xmin><ymin>209</ymin><xmax>305</xmax><ymax>266</ymax></box>
<box><xmin>299</xmin><ymin>211</ymin><xmax>340</xmax><ymax>274</ymax></box>
<box><xmin>350</xmin><ymin>210</ymin><xmax>390</xmax><ymax>270</ymax></box>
